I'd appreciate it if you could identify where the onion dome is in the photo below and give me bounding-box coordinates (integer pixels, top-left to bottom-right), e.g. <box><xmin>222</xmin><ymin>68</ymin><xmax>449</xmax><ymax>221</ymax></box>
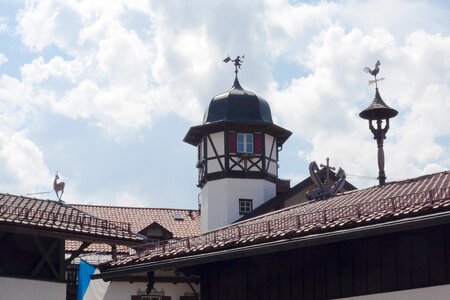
<box><xmin>184</xmin><ymin>77</ymin><xmax>291</xmax><ymax>146</ymax></box>
<box><xmin>203</xmin><ymin>78</ymin><xmax>273</xmax><ymax>124</ymax></box>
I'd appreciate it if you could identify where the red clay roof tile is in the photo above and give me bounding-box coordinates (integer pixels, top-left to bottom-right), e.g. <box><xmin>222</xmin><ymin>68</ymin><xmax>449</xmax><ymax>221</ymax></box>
<box><xmin>66</xmin><ymin>204</ymin><xmax>200</xmax><ymax>253</ymax></box>
<box><xmin>0</xmin><ymin>193</ymin><xmax>145</xmax><ymax>244</ymax></box>
<box><xmin>109</xmin><ymin>171</ymin><xmax>450</xmax><ymax>268</ymax></box>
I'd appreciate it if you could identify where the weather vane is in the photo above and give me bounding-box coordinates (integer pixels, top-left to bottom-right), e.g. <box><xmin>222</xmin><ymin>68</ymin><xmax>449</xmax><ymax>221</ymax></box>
<box><xmin>223</xmin><ymin>55</ymin><xmax>245</xmax><ymax>76</ymax></box>
<box><xmin>360</xmin><ymin>60</ymin><xmax>398</xmax><ymax>186</ymax></box>
<box><xmin>53</xmin><ymin>172</ymin><xmax>65</xmax><ymax>202</ymax></box>
<box><xmin>363</xmin><ymin>60</ymin><xmax>385</xmax><ymax>88</ymax></box>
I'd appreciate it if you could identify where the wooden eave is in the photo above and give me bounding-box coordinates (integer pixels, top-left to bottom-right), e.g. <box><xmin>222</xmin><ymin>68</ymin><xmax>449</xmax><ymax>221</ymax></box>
<box><xmin>0</xmin><ymin>222</ymin><xmax>146</xmax><ymax>247</ymax></box>
<box><xmin>184</xmin><ymin>121</ymin><xmax>292</xmax><ymax>146</ymax></box>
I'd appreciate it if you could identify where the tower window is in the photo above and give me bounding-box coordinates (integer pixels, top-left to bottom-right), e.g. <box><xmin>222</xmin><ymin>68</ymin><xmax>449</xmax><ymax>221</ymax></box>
<box><xmin>237</xmin><ymin>133</ymin><xmax>253</xmax><ymax>153</ymax></box>
<box><xmin>239</xmin><ymin>199</ymin><xmax>253</xmax><ymax>214</ymax></box>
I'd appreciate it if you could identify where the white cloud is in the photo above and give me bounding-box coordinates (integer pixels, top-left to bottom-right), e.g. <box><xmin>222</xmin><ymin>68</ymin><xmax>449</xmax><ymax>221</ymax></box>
<box><xmin>3</xmin><ymin>0</ymin><xmax>450</xmax><ymax>203</ymax></box>
<box><xmin>0</xmin><ymin>53</ymin><xmax>7</xmax><ymax>66</ymax></box>
<box><xmin>0</xmin><ymin>133</ymin><xmax>52</xmax><ymax>194</ymax></box>
<box><xmin>0</xmin><ymin>17</ymin><xmax>8</xmax><ymax>33</ymax></box>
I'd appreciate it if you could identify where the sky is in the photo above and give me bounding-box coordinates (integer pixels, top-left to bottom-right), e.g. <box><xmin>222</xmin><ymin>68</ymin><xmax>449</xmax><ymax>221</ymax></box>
<box><xmin>0</xmin><ymin>0</ymin><xmax>449</xmax><ymax>209</ymax></box>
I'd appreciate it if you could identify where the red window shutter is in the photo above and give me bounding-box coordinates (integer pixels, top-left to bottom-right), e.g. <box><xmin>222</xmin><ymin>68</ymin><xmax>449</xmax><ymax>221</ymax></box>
<box><xmin>228</xmin><ymin>131</ymin><xmax>237</xmax><ymax>153</ymax></box>
<box><xmin>254</xmin><ymin>132</ymin><xmax>263</xmax><ymax>155</ymax></box>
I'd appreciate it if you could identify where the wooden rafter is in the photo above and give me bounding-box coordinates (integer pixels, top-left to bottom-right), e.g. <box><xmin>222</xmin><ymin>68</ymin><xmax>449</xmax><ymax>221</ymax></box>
<box><xmin>64</xmin><ymin>241</ymin><xmax>92</xmax><ymax>268</ymax></box>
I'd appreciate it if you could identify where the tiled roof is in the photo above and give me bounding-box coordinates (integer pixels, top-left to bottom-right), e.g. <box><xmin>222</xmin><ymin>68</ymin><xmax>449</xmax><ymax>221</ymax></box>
<box><xmin>109</xmin><ymin>171</ymin><xmax>450</xmax><ymax>267</ymax></box>
<box><xmin>0</xmin><ymin>193</ymin><xmax>146</xmax><ymax>245</ymax></box>
<box><xmin>66</xmin><ymin>205</ymin><xmax>200</xmax><ymax>253</ymax></box>
<box><xmin>238</xmin><ymin>169</ymin><xmax>357</xmax><ymax>221</ymax></box>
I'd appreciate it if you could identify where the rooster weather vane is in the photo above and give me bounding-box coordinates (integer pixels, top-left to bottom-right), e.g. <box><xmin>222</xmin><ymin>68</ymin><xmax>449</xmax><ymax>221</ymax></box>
<box><xmin>223</xmin><ymin>55</ymin><xmax>245</xmax><ymax>76</ymax></box>
<box><xmin>360</xmin><ymin>60</ymin><xmax>398</xmax><ymax>186</ymax></box>
<box><xmin>363</xmin><ymin>60</ymin><xmax>385</xmax><ymax>88</ymax></box>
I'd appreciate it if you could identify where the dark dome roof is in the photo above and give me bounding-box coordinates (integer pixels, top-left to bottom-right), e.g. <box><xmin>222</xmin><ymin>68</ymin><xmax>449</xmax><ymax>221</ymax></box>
<box><xmin>203</xmin><ymin>78</ymin><xmax>273</xmax><ymax>124</ymax></box>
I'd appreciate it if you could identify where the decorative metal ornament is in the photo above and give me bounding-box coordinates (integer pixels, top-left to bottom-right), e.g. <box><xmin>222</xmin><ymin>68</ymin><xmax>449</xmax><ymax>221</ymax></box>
<box><xmin>53</xmin><ymin>172</ymin><xmax>65</xmax><ymax>202</ymax></box>
<box><xmin>360</xmin><ymin>60</ymin><xmax>398</xmax><ymax>186</ymax></box>
<box><xmin>223</xmin><ymin>55</ymin><xmax>245</xmax><ymax>76</ymax></box>
<box><xmin>363</xmin><ymin>60</ymin><xmax>385</xmax><ymax>87</ymax></box>
<box><xmin>306</xmin><ymin>158</ymin><xmax>346</xmax><ymax>200</ymax></box>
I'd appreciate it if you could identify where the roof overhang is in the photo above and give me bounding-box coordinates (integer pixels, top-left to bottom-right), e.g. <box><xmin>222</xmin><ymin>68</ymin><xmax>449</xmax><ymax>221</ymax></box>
<box><xmin>94</xmin><ymin>210</ymin><xmax>450</xmax><ymax>280</ymax></box>
<box><xmin>0</xmin><ymin>222</ymin><xmax>147</xmax><ymax>247</ymax></box>
<box><xmin>183</xmin><ymin>121</ymin><xmax>292</xmax><ymax>146</ymax></box>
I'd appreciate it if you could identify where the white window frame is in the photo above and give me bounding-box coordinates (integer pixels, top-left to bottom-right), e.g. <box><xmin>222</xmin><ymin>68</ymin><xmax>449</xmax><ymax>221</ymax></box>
<box><xmin>237</xmin><ymin>133</ymin><xmax>253</xmax><ymax>154</ymax></box>
<box><xmin>239</xmin><ymin>199</ymin><xmax>253</xmax><ymax>215</ymax></box>
<box><xmin>141</xmin><ymin>296</ymin><xmax>161</xmax><ymax>300</ymax></box>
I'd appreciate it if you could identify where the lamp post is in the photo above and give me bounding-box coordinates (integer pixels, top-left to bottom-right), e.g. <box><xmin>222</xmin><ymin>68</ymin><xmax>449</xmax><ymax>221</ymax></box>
<box><xmin>360</xmin><ymin>61</ymin><xmax>398</xmax><ymax>186</ymax></box>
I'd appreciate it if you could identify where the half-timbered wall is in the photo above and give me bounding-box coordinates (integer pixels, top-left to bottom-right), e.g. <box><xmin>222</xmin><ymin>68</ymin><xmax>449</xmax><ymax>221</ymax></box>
<box><xmin>0</xmin><ymin>231</ymin><xmax>65</xmax><ymax>281</ymax></box>
<box><xmin>265</xmin><ymin>134</ymin><xmax>277</xmax><ymax>176</ymax></box>
<box><xmin>197</xmin><ymin>128</ymin><xmax>281</xmax><ymax>232</ymax></box>
<box><xmin>200</xmin><ymin>178</ymin><xmax>276</xmax><ymax>233</ymax></box>
<box><xmin>206</xmin><ymin>132</ymin><xmax>225</xmax><ymax>174</ymax></box>
<box><xmin>197</xmin><ymin>130</ymin><xmax>279</xmax><ymax>186</ymax></box>
<box><xmin>199</xmin><ymin>223</ymin><xmax>450</xmax><ymax>299</ymax></box>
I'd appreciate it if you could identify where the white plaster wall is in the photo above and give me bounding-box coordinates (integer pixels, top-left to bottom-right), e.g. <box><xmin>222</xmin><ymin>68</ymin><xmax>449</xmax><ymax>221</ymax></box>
<box><xmin>104</xmin><ymin>281</ymin><xmax>199</xmax><ymax>300</ymax></box>
<box><xmin>206</xmin><ymin>132</ymin><xmax>224</xmax><ymax>173</ymax></box>
<box><xmin>265</xmin><ymin>134</ymin><xmax>277</xmax><ymax>176</ymax></box>
<box><xmin>208</xmin><ymin>132</ymin><xmax>224</xmax><ymax>155</ymax></box>
<box><xmin>200</xmin><ymin>178</ymin><xmax>276</xmax><ymax>232</ymax></box>
<box><xmin>207</xmin><ymin>158</ymin><xmax>222</xmax><ymax>173</ymax></box>
<box><xmin>339</xmin><ymin>284</ymin><xmax>450</xmax><ymax>300</ymax></box>
<box><xmin>0</xmin><ymin>277</ymin><xmax>66</xmax><ymax>300</ymax></box>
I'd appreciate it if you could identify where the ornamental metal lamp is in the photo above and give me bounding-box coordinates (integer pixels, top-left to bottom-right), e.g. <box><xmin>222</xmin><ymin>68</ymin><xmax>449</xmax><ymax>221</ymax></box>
<box><xmin>359</xmin><ymin>60</ymin><xmax>398</xmax><ymax>186</ymax></box>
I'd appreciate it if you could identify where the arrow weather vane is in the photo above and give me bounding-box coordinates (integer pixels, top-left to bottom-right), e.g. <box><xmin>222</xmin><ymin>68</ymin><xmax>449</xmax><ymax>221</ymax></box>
<box><xmin>363</xmin><ymin>60</ymin><xmax>385</xmax><ymax>88</ymax></box>
<box><xmin>223</xmin><ymin>55</ymin><xmax>245</xmax><ymax>76</ymax></box>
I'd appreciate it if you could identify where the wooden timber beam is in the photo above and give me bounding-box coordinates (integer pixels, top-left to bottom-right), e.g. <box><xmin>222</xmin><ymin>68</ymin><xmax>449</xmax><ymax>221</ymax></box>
<box><xmin>31</xmin><ymin>236</ymin><xmax>60</xmax><ymax>279</ymax></box>
<box><xmin>0</xmin><ymin>223</ymin><xmax>146</xmax><ymax>247</ymax></box>
<box><xmin>64</xmin><ymin>241</ymin><xmax>92</xmax><ymax>269</ymax></box>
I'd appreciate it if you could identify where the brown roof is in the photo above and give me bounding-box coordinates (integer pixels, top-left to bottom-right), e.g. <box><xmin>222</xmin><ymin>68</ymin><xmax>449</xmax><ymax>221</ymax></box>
<box><xmin>0</xmin><ymin>193</ymin><xmax>146</xmax><ymax>246</ymax></box>
<box><xmin>237</xmin><ymin>169</ymin><xmax>357</xmax><ymax>221</ymax></box>
<box><xmin>108</xmin><ymin>171</ymin><xmax>450</xmax><ymax>268</ymax></box>
<box><xmin>66</xmin><ymin>205</ymin><xmax>200</xmax><ymax>253</ymax></box>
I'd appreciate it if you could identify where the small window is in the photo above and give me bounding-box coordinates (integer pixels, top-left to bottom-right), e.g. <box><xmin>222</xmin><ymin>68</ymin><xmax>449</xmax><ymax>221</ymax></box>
<box><xmin>239</xmin><ymin>199</ymin><xmax>253</xmax><ymax>215</ymax></box>
<box><xmin>237</xmin><ymin>133</ymin><xmax>253</xmax><ymax>153</ymax></box>
<box><xmin>141</xmin><ymin>297</ymin><xmax>161</xmax><ymax>300</ymax></box>
<box><xmin>174</xmin><ymin>213</ymin><xmax>184</xmax><ymax>221</ymax></box>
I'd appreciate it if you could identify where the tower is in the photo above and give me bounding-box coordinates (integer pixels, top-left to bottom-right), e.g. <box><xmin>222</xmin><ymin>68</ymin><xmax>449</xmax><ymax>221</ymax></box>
<box><xmin>184</xmin><ymin>60</ymin><xmax>291</xmax><ymax>232</ymax></box>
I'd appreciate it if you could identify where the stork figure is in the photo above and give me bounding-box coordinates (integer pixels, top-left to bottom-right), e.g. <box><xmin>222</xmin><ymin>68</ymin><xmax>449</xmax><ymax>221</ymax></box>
<box><xmin>53</xmin><ymin>173</ymin><xmax>65</xmax><ymax>202</ymax></box>
<box><xmin>363</xmin><ymin>60</ymin><xmax>384</xmax><ymax>87</ymax></box>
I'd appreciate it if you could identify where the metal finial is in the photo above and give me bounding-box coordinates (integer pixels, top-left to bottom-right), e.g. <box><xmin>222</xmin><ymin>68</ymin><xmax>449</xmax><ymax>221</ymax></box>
<box><xmin>223</xmin><ymin>55</ymin><xmax>245</xmax><ymax>77</ymax></box>
<box><xmin>363</xmin><ymin>60</ymin><xmax>385</xmax><ymax>88</ymax></box>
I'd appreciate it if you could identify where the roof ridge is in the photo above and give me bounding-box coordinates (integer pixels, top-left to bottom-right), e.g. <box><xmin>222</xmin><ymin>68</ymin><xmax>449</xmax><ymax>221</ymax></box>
<box><xmin>234</xmin><ymin>170</ymin><xmax>450</xmax><ymax>226</ymax></box>
<box><xmin>70</xmin><ymin>203</ymin><xmax>198</xmax><ymax>211</ymax></box>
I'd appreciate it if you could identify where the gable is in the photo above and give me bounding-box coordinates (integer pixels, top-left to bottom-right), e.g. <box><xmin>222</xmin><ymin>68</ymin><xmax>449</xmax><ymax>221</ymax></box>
<box><xmin>139</xmin><ymin>222</ymin><xmax>173</xmax><ymax>240</ymax></box>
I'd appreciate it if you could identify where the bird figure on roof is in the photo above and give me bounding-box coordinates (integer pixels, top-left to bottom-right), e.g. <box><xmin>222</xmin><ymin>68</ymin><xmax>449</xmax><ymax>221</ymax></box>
<box><xmin>363</xmin><ymin>60</ymin><xmax>385</xmax><ymax>87</ymax></box>
<box><xmin>53</xmin><ymin>172</ymin><xmax>65</xmax><ymax>202</ymax></box>
<box><xmin>363</xmin><ymin>60</ymin><xmax>380</xmax><ymax>77</ymax></box>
